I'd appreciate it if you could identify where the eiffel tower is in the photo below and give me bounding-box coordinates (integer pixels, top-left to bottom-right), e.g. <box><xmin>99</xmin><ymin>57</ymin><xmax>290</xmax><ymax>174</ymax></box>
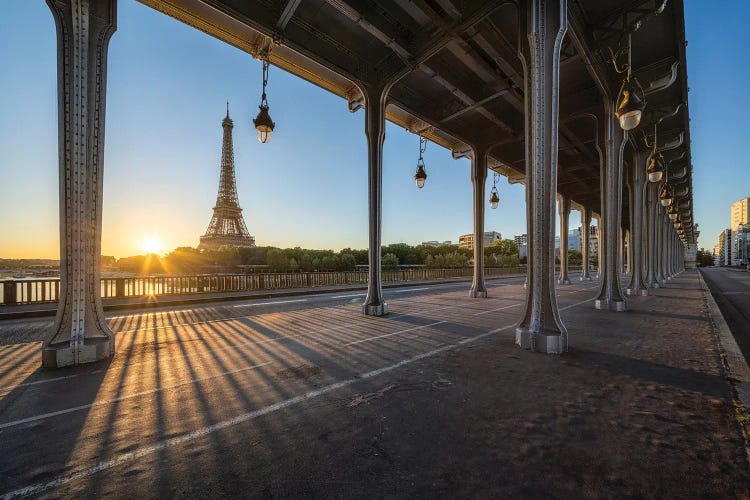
<box><xmin>198</xmin><ymin>105</ymin><xmax>256</xmax><ymax>250</ymax></box>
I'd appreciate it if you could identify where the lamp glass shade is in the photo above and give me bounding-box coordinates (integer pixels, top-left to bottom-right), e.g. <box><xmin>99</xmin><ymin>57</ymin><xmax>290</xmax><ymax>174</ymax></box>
<box><xmin>489</xmin><ymin>190</ymin><xmax>500</xmax><ymax>209</ymax></box>
<box><xmin>414</xmin><ymin>164</ymin><xmax>427</xmax><ymax>189</ymax></box>
<box><xmin>253</xmin><ymin>105</ymin><xmax>275</xmax><ymax>144</ymax></box>
<box><xmin>618</xmin><ymin>110</ymin><xmax>642</xmax><ymax>131</ymax></box>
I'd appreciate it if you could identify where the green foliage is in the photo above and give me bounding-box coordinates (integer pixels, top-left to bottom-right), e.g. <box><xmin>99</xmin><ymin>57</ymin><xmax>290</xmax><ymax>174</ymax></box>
<box><xmin>696</xmin><ymin>249</ymin><xmax>713</xmax><ymax>267</ymax></box>
<box><xmin>568</xmin><ymin>249</ymin><xmax>582</xmax><ymax>266</ymax></box>
<box><xmin>266</xmin><ymin>248</ymin><xmax>288</xmax><ymax>272</ymax></box>
<box><xmin>107</xmin><ymin>241</ymin><xmax>522</xmax><ymax>275</ymax></box>
<box><xmin>382</xmin><ymin>253</ymin><xmax>400</xmax><ymax>270</ymax></box>
<box><xmin>424</xmin><ymin>252</ymin><xmax>469</xmax><ymax>269</ymax></box>
<box><xmin>484</xmin><ymin>239</ymin><xmax>520</xmax><ymax>268</ymax></box>
<box><xmin>484</xmin><ymin>239</ymin><xmax>518</xmax><ymax>258</ymax></box>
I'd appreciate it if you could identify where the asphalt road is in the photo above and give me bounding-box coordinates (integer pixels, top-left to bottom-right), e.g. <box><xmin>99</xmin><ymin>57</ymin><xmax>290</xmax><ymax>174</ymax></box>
<box><xmin>700</xmin><ymin>267</ymin><xmax>750</xmax><ymax>364</ymax></box>
<box><xmin>1</xmin><ymin>271</ymin><xmax>747</xmax><ymax>498</ymax></box>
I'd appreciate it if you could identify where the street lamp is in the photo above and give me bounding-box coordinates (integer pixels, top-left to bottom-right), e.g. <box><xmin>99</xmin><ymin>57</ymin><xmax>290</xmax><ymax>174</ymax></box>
<box><xmin>253</xmin><ymin>52</ymin><xmax>275</xmax><ymax>143</ymax></box>
<box><xmin>647</xmin><ymin>152</ymin><xmax>665</xmax><ymax>183</ymax></box>
<box><xmin>646</xmin><ymin>122</ymin><xmax>665</xmax><ymax>183</ymax></box>
<box><xmin>659</xmin><ymin>163</ymin><xmax>673</xmax><ymax>206</ymax></box>
<box><xmin>613</xmin><ymin>34</ymin><xmax>646</xmax><ymax>131</ymax></box>
<box><xmin>659</xmin><ymin>183</ymin><xmax>673</xmax><ymax>206</ymax></box>
<box><xmin>414</xmin><ymin>135</ymin><xmax>428</xmax><ymax>188</ymax></box>
<box><xmin>668</xmin><ymin>201</ymin><xmax>679</xmax><ymax>222</ymax></box>
<box><xmin>489</xmin><ymin>172</ymin><xmax>500</xmax><ymax>209</ymax></box>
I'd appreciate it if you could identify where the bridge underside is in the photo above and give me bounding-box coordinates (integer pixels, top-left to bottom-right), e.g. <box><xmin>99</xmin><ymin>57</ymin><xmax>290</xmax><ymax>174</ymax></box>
<box><xmin>39</xmin><ymin>0</ymin><xmax>695</xmax><ymax>366</ymax></box>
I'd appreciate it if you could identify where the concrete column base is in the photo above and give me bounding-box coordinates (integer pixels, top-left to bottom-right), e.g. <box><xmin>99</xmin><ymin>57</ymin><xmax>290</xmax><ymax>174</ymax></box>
<box><xmin>515</xmin><ymin>327</ymin><xmax>567</xmax><ymax>354</ymax></box>
<box><xmin>42</xmin><ymin>338</ymin><xmax>113</xmax><ymax>369</ymax></box>
<box><xmin>469</xmin><ymin>289</ymin><xmax>488</xmax><ymax>298</ymax></box>
<box><xmin>594</xmin><ymin>299</ymin><xmax>627</xmax><ymax>311</ymax></box>
<box><xmin>558</xmin><ymin>278</ymin><xmax>571</xmax><ymax>285</ymax></box>
<box><xmin>363</xmin><ymin>303</ymin><xmax>388</xmax><ymax>316</ymax></box>
<box><xmin>626</xmin><ymin>288</ymin><xmax>649</xmax><ymax>296</ymax></box>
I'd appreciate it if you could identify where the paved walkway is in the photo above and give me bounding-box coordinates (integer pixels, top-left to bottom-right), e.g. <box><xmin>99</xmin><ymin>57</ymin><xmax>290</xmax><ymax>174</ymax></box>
<box><xmin>0</xmin><ymin>271</ymin><xmax>747</xmax><ymax>497</ymax></box>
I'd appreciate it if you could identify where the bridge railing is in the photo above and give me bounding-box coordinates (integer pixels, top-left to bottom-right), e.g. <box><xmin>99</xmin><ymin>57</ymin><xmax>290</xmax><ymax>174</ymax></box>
<box><xmin>0</xmin><ymin>265</ymin><xmax>587</xmax><ymax>306</ymax></box>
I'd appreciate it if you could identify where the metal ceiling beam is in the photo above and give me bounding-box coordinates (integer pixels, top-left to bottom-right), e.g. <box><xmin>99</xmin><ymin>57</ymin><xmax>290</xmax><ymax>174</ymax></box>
<box><xmin>276</xmin><ymin>0</ymin><xmax>301</xmax><ymax>31</ymax></box>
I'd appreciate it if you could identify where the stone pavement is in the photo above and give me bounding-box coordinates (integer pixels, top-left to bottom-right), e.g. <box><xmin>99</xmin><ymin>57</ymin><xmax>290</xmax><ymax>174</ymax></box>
<box><xmin>0</xmin><ymin>270</ymin><xmax>747</xmax><ymax>497</ymax></box>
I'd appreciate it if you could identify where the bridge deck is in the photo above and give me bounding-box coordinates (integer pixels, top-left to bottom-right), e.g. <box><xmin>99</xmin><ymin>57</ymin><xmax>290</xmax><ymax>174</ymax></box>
<box><xmin>0</xmin><ymin>272</ymin><xmax>747</xmax><ymax>497</ymax></box>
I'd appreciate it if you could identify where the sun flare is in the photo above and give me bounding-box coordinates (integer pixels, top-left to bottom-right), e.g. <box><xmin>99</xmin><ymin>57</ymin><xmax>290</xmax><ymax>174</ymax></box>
<box><xmin>141</xmin><ymin>236</ymin><xmax>162</xmax><ymax>255</ymax></box>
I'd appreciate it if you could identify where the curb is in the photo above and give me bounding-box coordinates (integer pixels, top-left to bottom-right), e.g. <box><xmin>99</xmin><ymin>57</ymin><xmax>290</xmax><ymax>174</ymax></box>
<box><xmin>0</xmin><ymin>273</ymin><xmax>526</xmax><ymax>321</ymax></box>
<box><xmin>698</xmin><ymin>270</ymin><xmax>750</xmax><ymax>406</ymax></box>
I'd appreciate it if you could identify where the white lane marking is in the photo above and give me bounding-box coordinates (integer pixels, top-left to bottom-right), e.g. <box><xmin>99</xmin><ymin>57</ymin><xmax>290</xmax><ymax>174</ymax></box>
<box><xmin>344</xmin><ymin>320</ymin><xmax>447</xmax><ymax>346</ymax></box>
<box><xmin>1</xmin><ymin>297</ymin><xmax>594</xmax><ymax>499</ymax></box>
<box><xmin>389</xmin><ymin>287</ymin><xmax>430</xmax><ymax>293</ymax></box>
<box><xmin>473</xmin><ymin>303</ymin><xmax>522</xmax><ymax>316</ymax></box>
<box><xmin>330</xmin><ymin>293</ymin><xmax>366</xmax><ymax>299</ymax></box>
<box><xmin>232</xmin><ymin>299</ymin><xmax>307</xmax><ymax>308</ymax></box>
<box><xmin>0</xmin><ymin>362</ymin><xmax>271</xmax><ymax>432</ymax></box>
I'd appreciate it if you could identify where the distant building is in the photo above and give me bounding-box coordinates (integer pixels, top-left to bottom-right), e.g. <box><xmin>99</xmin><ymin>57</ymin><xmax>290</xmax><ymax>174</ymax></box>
<box><xmin>731</xmin><ymin>197</ymin><xmax>750</xmax><ymax>263</ymax></box>
<box><xmin>715</xmin><ymin>229</ymin><xmax>732</xmax><ymax>266</ymax></box>
<box><xmin>459</xmin><ymin>231</ymin><xmax>502</xmax><ymax>250</ymax></box>
<box><xmin>513</xmin><ymin>234</ymin><xmax>527</xmax><ymax>258</ymax></box>
<box><xmin>568</xmin><ymin>228</ymin><xmax>581</xmax><ymax>252</ymax></box>
<box><xmin>421</xmin><ymin>240</ymin><xmax>452</xmax><ymax>247</ymax></box>
<box><xmin>587</xmin><ymin>225</ymin><xmax>599</xmax><ymax>262</ymax></box>
<box><xmin>735</xmin><ymin>224</ymin><xmax>750</xmax><ymax>265</ymax></box>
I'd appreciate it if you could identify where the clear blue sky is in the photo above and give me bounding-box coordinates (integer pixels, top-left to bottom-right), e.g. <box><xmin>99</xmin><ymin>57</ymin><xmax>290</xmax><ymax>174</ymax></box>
<box><xmin>0</xmin><ymin>0</ymin><xmax>744</xmax><ymax>258</ymax></box>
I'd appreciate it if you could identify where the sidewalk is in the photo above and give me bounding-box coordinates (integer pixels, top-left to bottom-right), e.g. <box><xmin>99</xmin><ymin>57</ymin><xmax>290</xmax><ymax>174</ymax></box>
<box><xmin>0</xmin><ymin>269</ymin><xmax>747</xmax><ymax>496</ymax></box>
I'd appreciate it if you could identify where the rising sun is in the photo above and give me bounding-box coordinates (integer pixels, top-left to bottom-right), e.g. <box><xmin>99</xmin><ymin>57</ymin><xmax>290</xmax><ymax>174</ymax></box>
<box><xmin>141</xmin><ymin>236</ymin><xmax>162</xmax><ymax>254</ymax></box>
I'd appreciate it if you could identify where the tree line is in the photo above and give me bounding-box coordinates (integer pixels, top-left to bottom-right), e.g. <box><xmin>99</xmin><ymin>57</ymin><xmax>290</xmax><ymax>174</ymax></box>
<box><xmin>109</xmin><ymin>240</ymin><xmax>523</xmax><ymax>275</ymax></box>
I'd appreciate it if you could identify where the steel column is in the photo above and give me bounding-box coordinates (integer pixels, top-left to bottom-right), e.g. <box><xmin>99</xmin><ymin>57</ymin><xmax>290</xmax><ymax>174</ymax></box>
<box><xmin>580</xmin><ymin>207</ymin><xmax>593</xmax><ymax>281</ymax></box>
<box><xmin>655</xmin><ymin>209</ymin><xmax>665</xmax><ymax>285</ymax></box>
<box><xmin>594</xmin><ymin>105</ymin><xmax>627</xmax><ymax>312</ymax></box>
<box><xmin>595</xmin><ymin>215</ymin><xmax>602</xmax><ymax>278</ymax></box>
<box><xmin>43</xmin><ymin>0</ymin><xmax>116</xmax><ymax>368</ymax></box>
<box><xmin>626</xmin><ymin>149</ymin><xmax>648</xmax><ymax>295</ymax></box>
<box><xmin>645</xmin><ymin>183</ymin><xmax>659</xmax><ymax>289</ymax></box>
<box><xmin>623</xmin><ymin>228</ymin><xmax>631</xmax><ymax>275</ymax></box>
<box><xmin>515</xmin><ymin>0</ymin><xmax>568</xmax><ymax>354</ymax></box>
<box><xmin>362</xmin><ymin>82</ymin><xmax>389</xmax><ymax>316</ymax></box>
<box><xmin>557</xmin><ymin>196</ymin><xmax>571</xmax><ymax>284</ymax></box>
<box><xmin>470</xmin><ymin>146</ymin><xmax>488</xmax><ymax>298</ymax></box>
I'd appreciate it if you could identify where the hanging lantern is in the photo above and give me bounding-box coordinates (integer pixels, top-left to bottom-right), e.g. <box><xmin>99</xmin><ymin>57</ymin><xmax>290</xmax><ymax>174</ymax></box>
<box><xmin>414</xmin><ymin>135</ymin><xmax>428</xmax><ymax>188</ymax></box>
<box><xmin>659</xmin><ymin>182</ymin><xmax>674</xmax><ymax>207</ymax></box>
<box><xmin>489</xmin><ymin>172</ymin><xmax>500</xmax><ymax>209</ymax></box>
<box><xmin>667</xmin><ymin>201</ymin><xmax>679</xmax><ymax>222</ymax></box>
<box><xmin>414</xmin><ymin>162</ymin><xmax>427</xmax><ymax>188</ymax></box>
<box><xmin>613</xmin><ymin>33</ymin><xmax>646</xmax><ymax>131</ymax></box>
<box><xmin>616</xmin><ymin>82</ymin><xmax>646</xmax><ymax>131</ymax></box>
<box><xmin>253</xmin><ymin>54</ymin><xmax>275</xmax><ymax>143</ymax></box>
<box><xmin>489</xmin><ymin>187</ymin><xmax>500</xmax><ymax>209</ymax></box>
<box><xmin>647</xmin><ymin>152</ymin><xmax>665</xmax><ymax>183</ymax></box>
